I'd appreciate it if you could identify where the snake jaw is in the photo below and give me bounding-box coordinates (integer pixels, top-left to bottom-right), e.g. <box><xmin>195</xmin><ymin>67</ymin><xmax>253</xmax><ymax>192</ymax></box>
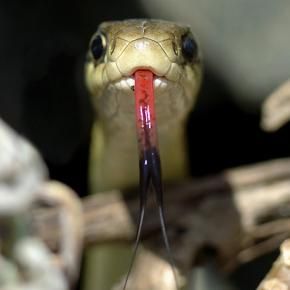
<box><xmin>90</xmin><ymin>73</ymin><xmax>194</xmax><ymax>131</ymax></box>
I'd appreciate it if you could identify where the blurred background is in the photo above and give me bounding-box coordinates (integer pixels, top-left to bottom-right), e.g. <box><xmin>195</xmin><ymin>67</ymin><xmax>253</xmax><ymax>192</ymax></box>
<box><xmin>0</xmin><ymin>0</ymin><xmax>290</xmax><ymax>289</ymax></box>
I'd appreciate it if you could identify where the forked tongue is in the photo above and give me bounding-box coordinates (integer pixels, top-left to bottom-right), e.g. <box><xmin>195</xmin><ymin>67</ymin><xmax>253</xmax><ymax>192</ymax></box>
<box><xmin>122</xmin><ymin>70</ymin><xmax>178</xmax><ymax>289</ymax></box>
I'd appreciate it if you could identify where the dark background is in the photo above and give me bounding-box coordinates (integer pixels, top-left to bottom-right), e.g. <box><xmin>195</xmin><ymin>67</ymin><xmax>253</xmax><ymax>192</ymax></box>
<box><xmin>0</xmin><ymin>0</ymin><xmax>289</xmax><ymax>288</ymax></box>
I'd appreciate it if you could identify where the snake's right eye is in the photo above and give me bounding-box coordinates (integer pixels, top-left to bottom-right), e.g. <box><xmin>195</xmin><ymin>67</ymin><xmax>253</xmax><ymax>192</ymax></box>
<box><xmin>90</xmin><ymin>34</ymin><xmax>106</xmax><ymax>60</ymax></box>
<box><xmin>181</xmin><ymin>33</ymin><xmax>198</xmax><ymax>61</ymax></box>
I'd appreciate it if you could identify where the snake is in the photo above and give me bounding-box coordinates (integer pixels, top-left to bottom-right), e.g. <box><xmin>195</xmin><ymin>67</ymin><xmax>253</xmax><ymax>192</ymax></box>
<box><xmin>84</xmin><ymin>19</ymin><xmax>202</xmax><ymax>290</ymax></box>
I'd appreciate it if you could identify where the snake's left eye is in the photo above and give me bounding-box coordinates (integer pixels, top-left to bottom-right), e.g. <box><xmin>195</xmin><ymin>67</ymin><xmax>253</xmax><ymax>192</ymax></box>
<box><xmin>90</xmin><ymin>33</ymin><xmax>106</xmax><ymax>60</ymax></box>
<box><xmin>182</xmin><ymin>34</ymin><xmax>198</xmax><ymax>61</ymax></box>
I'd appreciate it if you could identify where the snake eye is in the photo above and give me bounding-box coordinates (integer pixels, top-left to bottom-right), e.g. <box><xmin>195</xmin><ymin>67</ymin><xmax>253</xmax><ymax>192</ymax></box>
<box><xmin>90</xmin><ymin>33</ymin><xmax>106</xmax><ymax>60</ymax></box>
<box><xmin>182</xmin><ymin>34</ymin><xmax>198</xmax><ymax>61</ymax></box>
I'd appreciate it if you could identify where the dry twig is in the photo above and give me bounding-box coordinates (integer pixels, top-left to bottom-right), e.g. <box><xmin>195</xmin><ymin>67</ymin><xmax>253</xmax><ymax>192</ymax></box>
<box><xmin>33</xmin><ymin>158</ymin><xmax>290</xmax><ymax>276</ymax></box>
<box><xmin>257</xmin><ymin>239</ymin><xmax>290</xmax><ymax>290</ymax></box>
<box><xmin>261</xmin><ymin>79</ymin><xmax>290</xmax><ymax>131</ymax></box>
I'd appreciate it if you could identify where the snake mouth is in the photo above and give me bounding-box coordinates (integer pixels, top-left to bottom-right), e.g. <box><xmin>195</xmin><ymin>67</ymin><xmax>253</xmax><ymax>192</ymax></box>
<box><xmin>109</xmin><ymin>71</ymin><xmax>186</xmax><ymax>127</ymax></box>
<box><xmin>120</xmin><ymin>75</ymin><xmax>168</xmax><ymax>92</ymax></box>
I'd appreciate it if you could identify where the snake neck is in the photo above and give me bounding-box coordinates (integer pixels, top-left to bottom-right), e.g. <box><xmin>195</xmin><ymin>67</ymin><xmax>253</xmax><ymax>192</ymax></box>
<box><xmin>89</xmin><ymin>120</ymin><xmax>189</xmax><ymax>193</ymax></box>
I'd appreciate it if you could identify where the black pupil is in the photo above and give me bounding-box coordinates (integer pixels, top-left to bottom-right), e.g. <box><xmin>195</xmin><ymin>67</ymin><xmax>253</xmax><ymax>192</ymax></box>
<box><xmin>182</xmin><ymin>35</ymin><xmax>198</xmax><ymax>60</ymax></box>
<box><xmin>91</xmin><ymin>35</ymin><xmax>104</xmax><ymax>60</ymax></box>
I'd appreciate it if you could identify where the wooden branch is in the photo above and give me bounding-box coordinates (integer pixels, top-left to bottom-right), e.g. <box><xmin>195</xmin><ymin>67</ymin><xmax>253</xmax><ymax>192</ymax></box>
<box><xmin>261</xmin><ymin>79</ymin><xmax>290</xmax><ymax>131</ymax></box>
<box><xmin>36</xmin><ymin>181</ymin><xmax>84</xmax><ymax>282</ymax></box>
<box><xmin>257</xmin><ymin>239</ymin><xmax>290</xmax><ymax>290</ymax></box>
<box><xmin>33</xmin><ymin>157</ymin><xmax>290</xmax><ymax>273</ymax></box>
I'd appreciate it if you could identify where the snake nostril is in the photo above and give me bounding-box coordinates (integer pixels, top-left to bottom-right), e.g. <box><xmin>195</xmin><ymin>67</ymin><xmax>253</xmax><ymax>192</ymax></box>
<box><xmin>110</xmin><ymin>39</ymin><xmax>116</xmax><ymax>55</ymax></box>
<box><xmin>172</xmin><ymin>41</ymin><xmax>178</xmax><ymax>56</ymax></box>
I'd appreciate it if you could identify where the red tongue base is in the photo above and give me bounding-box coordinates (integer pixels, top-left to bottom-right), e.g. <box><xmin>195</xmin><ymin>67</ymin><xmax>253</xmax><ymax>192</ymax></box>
<box><xmin>134</xmin><ymin>70</ymin><xmax>158</xmax><ymax>152</ymax></box>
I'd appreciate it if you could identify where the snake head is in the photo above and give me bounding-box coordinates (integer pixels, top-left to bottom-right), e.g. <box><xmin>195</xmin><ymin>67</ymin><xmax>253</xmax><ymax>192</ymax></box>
<box><xmin>85</xmin><ymin>19</ymin><xmax>202</xmax><ymax>129</ymax></box>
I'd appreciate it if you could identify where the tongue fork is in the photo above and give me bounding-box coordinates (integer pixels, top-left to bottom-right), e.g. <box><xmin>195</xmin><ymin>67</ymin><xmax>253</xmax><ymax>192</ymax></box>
<box><xmin>122</xmin><ymin>70</ymin><xmax>178</xmax><ymax>289</ymax></box>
